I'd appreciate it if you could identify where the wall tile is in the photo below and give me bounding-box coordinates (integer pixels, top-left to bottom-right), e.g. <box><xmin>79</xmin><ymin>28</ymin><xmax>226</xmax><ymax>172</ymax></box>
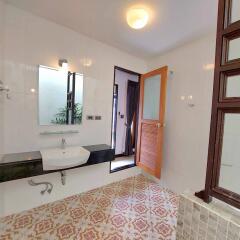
<box><xmin>227</xmin><ymin>222</ymin><xmax>240</xmax><ymax>240</ymax></box>
<box><xmin>176</xmin><ymin>195</ymin><xmax>240</xmax><ymax>240</ymax></box>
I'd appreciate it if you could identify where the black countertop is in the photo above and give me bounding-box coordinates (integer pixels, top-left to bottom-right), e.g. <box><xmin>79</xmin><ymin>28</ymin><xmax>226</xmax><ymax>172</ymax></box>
<box><xmin>0</xmin><ymin>144</ymin><xmax>112</xmax><ymax>165</ymax></box>
<box><xmin>83</xmin><ymin>144</ymin><xmax>113</xmax><ymax>152</ymax></box>
<box><xmin>0</xmin><ymin>144</ymin><xmax>114</xmax><ymax>182</ymax></box>
<box><xmin>0</xmin><ymin>151</ymin><xmax>42</xmax><ymax>165</ymax></box>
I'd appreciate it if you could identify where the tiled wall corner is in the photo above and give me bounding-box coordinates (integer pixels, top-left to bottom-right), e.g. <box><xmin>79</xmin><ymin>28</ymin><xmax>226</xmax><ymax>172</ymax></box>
<box><xmin>176</xmin><ymin>194</ymin><xmax>240</xmax><ymax>240</ymax></box>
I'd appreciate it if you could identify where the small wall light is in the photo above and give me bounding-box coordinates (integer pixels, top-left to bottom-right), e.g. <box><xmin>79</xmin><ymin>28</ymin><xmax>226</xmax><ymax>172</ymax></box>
<box><xmin>127</xmin><ymin>8</ymin><xmax>149</xmax><ymax>29</ymax></box>
<box><xmin>180</xmin><ymin>96</ymin><xmax>185</xmax><ymax>101</ymax></box>
<box><xmin>180</xmin><ymin>95</ymin><xmax>195</xmax><ymax>107</ymax></box>
<box><xmin>58</xmin><ymin>59</ymin><xmax>68</xmax><ymax>71</ymax></box>
<box><xmin>81</xmin><ymin>58</ymin><xmax>93</xmax><ymax>67</ymax></box>
<box><xmin>187</xmin><ymin>95</ymin><xmax>195</xmax><ymax>107</ymax></box>
<box><xmin>203</xmin><ymin>63</ymin><xmax>214</xmax><ymax>71</ymax></box>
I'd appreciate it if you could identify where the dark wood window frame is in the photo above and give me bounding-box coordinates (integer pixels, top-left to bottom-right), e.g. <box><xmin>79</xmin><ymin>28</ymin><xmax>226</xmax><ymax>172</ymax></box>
<box><xmin>196</xmin><ymin>0</ymin><xmax>240</xmax><ymax>209</ymax></box>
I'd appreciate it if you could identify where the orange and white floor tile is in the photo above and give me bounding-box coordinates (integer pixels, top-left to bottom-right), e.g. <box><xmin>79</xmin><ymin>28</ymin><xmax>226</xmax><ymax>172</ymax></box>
<box><xmin>0</xmin><ymin>175</ymin><xmax>178</xmax><ymax>240</ymax></box>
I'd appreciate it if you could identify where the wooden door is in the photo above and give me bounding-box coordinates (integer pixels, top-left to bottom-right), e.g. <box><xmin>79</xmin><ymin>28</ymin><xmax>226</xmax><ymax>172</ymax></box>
<box><xmin>136</xmin><ymin>66</ymin><xmax>168</xmax><ymax>179</ymax></box>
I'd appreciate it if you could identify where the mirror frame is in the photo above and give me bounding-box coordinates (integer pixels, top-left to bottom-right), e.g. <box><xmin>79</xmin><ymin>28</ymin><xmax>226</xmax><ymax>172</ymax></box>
<box><xmin>196</xmin><ymin>0</ymin><xmax>240</xmax><ymax>209</ymax></box>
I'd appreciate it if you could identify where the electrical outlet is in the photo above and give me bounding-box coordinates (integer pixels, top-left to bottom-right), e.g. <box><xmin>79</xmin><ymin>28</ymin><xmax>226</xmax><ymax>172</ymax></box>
<box><xmin>95</xmin><ymin>116</ymin><xmax>102</xmax><ymax>120</ymax></box>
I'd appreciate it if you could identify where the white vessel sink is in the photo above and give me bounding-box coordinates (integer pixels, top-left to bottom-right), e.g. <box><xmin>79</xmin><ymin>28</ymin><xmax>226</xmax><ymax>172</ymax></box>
<box><xmin>40</xmin><ymin>146</ymin><xmax>90</xmax><ymax>171</ymax></box>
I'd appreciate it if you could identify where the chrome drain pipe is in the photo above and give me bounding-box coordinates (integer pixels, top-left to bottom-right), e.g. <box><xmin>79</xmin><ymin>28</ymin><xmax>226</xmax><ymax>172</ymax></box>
<box><xmin>60</xmin><ymin>171</ymin><xmax>66</xmax><ymax>185</ymax></box>
<box><xmin>28</xmin><ymin>179</ymin><xmax>53</xmax><ymax>195</ymax></box>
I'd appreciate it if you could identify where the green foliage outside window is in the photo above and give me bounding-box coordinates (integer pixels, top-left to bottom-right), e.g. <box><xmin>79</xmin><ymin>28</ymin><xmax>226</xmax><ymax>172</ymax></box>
<box><xmin>51</xmin><ymin>103</ymin><xmax>83</xmax><ymax>124</ymax></box>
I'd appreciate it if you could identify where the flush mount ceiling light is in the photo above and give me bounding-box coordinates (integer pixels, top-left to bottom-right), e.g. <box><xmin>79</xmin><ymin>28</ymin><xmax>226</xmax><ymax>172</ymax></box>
<box><xmin>126</xmin><ymin>8</ymin><xmax>149</xmax><ymax>29</ymax></box>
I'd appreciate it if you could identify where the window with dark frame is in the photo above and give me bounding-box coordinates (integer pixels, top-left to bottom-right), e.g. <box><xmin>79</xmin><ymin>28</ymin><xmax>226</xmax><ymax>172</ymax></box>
<box><xmin>66</xmin><ymin>72</ymin><xmax>76</xmax><ymax>124</ymax></box>
<box><xmin>196</xmin><ymin>0</ymin><xmax>240</xmax><ymax>209</ymax></box>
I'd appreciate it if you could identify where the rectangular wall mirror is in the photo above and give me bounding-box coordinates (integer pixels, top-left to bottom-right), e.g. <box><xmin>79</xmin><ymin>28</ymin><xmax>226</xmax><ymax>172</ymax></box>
<box><xmin>39</xmin><ymin>65</ymin><xmax>83</xmax><ymax>125</ymax></box>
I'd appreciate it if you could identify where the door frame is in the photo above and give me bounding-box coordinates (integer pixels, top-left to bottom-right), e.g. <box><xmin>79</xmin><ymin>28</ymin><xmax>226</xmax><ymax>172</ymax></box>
<box><xmin>111</xmin><ymin>83</ymin><xmax>118</xmax><ymax>150</ymax></box>
<box><xmin>110</xmin><ymin>66</ymin><xmax>141</xmax><ymax>172</ymax></box>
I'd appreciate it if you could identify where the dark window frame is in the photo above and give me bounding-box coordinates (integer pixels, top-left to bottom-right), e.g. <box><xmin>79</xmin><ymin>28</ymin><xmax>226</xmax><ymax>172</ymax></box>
<box><xmin>196</xmin><ymin>0</ymin><xmax>240</xmax><ymax>209</ymax></box>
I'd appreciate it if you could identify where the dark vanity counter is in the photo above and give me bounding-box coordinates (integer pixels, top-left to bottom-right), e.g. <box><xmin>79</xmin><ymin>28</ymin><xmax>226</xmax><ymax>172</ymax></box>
<box><xmin>0</xmin><ymin>144</ymin><xmax>114</xmax><ymax>183</ymax></box>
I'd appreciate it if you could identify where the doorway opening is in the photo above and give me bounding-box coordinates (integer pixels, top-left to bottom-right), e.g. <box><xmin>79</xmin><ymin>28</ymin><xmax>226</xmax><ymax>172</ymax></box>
<box><xmin>110</xmin><ymin>66</ymin><xmax>141</xmax><ymax>172</ymax></box>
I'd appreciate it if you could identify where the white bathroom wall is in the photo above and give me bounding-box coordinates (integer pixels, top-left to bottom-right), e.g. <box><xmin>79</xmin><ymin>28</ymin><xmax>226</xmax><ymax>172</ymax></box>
<box><xmin>0</xmin><ymin>0</ymin><xmax>6</xmax><ymax>217</ymax></box>
<box><xmin>147</xmin><ymin>33</ymin><xmax>217</xmax><ymax>194</ymax></box>
<box><xmin>114</xmin><ymin>69</ymin><xmax>139</xmax><ymax>155</ymax></box>
<box><xmin>0</xmin><ymin>3</ymin><xmax>144</xmax><ymax>217</ymax></box>
<box><xmin>2</xmin><ymin>3</ymin><xmax>146</xmax><ymax>154</ymax></box>
<box><xmin>0</xmin><ymin>1</ymin><xmax>5</xmax><ymax>152</ymax></box>
<box><xmin>0</xmin><ymin>163</ymin><xmax>140</xmax><ymax>216</ymax></box>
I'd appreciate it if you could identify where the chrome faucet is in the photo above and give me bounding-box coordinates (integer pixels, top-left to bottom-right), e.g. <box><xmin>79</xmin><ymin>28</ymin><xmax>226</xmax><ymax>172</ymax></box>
<box><xmin>61</xmin><ymin>138</ymin><xmax>66</xmax><ymax>149</ymax></box>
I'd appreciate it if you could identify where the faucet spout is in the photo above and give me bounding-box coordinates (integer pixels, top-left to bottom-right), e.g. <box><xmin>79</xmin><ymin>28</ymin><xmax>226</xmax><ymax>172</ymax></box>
<box><xmin>61</xmin><ymin>138</ymin><xmax>66</xmax><ymax>149</ymax></box>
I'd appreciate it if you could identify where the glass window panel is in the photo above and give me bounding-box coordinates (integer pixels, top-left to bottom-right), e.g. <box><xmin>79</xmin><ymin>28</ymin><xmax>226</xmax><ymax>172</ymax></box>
<box><xmin>226</xmin><ymin>74</ymin><xmax>240</xmax><ymax>97</ymax></box>
<box><xmin>74</xmin><ymin>73</ymin><xmax>84</xmax><ymax>124</ymax></box>
<box><xmin>228</xmin><ymin>37</ymin><xmax>240</xmax><ymax>61</ymax></box>
<box><xmin>143</xmin><ymin>74</ymin><xmax>161</xmax><ymax>120</ymax></box>
<box><xmin>219</xmin><ymin>113</ymin><xmax>240</xmax><ymax>195</ymax></box>
<box><xmin>231</xmin><ymin>0</ymin><xmax>240</xmax><ymax>23</ymax></box>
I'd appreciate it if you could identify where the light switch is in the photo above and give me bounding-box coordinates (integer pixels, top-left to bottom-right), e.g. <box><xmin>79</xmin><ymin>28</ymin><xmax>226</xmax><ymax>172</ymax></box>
<box><xmin>86</xmin><ymin>115</ymin><xmax>94</xmax><ymax>120</ymax></box>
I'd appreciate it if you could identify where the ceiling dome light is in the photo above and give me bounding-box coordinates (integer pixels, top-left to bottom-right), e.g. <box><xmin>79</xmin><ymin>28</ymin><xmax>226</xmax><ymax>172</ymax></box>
<box><xmin>127</xmin><ymin>8</ymin><xmax>149</xmax><ymax>29</ymax></box>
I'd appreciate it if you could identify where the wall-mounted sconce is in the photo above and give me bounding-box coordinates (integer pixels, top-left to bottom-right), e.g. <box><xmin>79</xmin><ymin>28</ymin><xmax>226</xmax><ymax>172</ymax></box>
<box><xmin>58</xmin><ymin>59</ymin><xmax>68</xmax><ymax>71</ymax></box>
<box><xmin>187</xmin><ymin>95</ymin><xmax>195</xmax><ymax>107</ymax></box>
<box><xmin>81</xmin><ymin>58</ymin><xmax>93</xmax><ymax>67</ymax></box>
<box><xmin>203</xmin><ymin>63</ymin><xmax>214</xmax><ymax>71</ymax></box>
<box><xmin>180</xmin><ymin>95</ymin><xmax>185</xmax><ymax>101</ymax></box>
<box><xmin>180</xmin><ymin>95</ymin><xmax>195</xmax><ymax>107</ymax></box>
<box><xmin>30</xmin><ymin>88</ymin><xmax>36</xmax><ymax>93</ymax></box>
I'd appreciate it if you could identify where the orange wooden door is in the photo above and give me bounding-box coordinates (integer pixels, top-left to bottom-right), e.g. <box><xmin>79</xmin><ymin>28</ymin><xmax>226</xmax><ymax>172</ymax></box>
<box><xmin>136</xmin><ymin>66</ymin><xmax>168</xmax><ymax>179</ymax></box>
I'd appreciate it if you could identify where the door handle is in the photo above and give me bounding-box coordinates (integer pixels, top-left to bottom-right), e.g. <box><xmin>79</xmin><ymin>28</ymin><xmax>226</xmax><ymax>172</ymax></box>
<box><xmin>156</xmin><ymin>123</ymin><xmax>166</xmax><ymax>128</ymax></box>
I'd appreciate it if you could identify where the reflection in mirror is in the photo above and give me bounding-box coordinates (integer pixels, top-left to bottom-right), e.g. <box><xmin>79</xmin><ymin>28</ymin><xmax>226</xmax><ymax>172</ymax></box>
<box><xmin>231</xmin><ymin>0</ymin><xmax>240</xmax><ymax>24</ymax></box>
<box><xmin>226</xmin><ymin>74</ymin><xmax>240</xmax><ymax>97</ymax></box>
<box><xmin>228</xmin><ymin>37</ymin><xmax>240</xmax><ymax>62</ymax></box>
<box><xmin>219</xmin><ymin>113</ymin><xmax>240</xmax><ymax>195</ymax></box>
<box><xmin>39</xmin><ymin>66</ymin><xmax>83</xmax><ymax>125</ymax></box>
<box><xmin>143</xmin><ymin>74</ymin><xmax>161</xmax><ymax>120</ymax></box>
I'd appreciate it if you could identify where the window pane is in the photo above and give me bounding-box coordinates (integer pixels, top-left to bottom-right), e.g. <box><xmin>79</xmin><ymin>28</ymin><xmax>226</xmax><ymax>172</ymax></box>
<box><xmin>231</xmin><ymin>0</ymin><xmax>240</xmax><ymax>23</ymax></box>
<box><xmin>226</xmin><ymin>74</ymin><xmax>240</xmax><ymax>97</ymax></box>
<box><xmin>219</xmin><ymin>113</ymin><xmax>240</xmax><ymax>195</ymax></box>
<box><xmin>143</xmin><ymin>74</ymin><xmax>161</xmax><ymax>120</ymax></box>
<box><xmin>228</xmin><ymin>37</ymin><xmax>240</xmax><ymax>61</ymax></box>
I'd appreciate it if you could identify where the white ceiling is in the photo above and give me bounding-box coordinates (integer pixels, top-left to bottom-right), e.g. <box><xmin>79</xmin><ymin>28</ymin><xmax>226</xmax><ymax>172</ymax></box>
<box><xmin>5</xmin><ymin>0</ymin><xmax>218</xmax><ymax>59</ymax></box>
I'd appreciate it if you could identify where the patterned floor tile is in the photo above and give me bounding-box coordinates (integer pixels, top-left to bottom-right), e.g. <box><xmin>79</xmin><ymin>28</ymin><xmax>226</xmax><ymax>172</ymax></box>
<box><xmin>0</xmin><ymin>174</ymin><xmax>178</xmax><ymax>240</ymax></box>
